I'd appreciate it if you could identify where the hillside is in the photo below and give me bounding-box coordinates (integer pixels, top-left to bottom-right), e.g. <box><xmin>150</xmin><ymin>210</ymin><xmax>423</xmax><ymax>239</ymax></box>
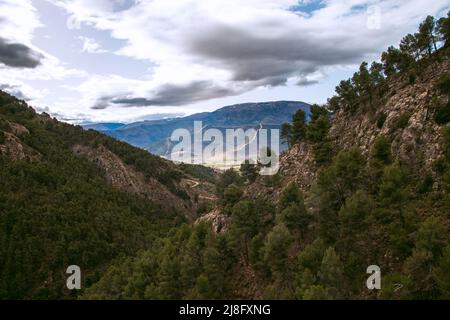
<box><xmin>90</xmin><ymin>101</ymin><xmax>310</xmax><ymax>157</ymax></box>
<box><xmin>81</xmin><ymin>19</ymin><xmax>450</xmax><ymax>300</ymax></box>
<box><xmin>0</xmin><ymin>92</ymin><xmax>217</xmax><ymax>299</ymax></box>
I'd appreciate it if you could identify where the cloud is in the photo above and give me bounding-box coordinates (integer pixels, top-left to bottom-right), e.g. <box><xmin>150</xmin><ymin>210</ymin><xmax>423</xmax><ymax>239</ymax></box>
<box><xmin>0</xmin><ymin>83</ymin><xmax>29</xmax><ymax>100</ymax></box>
<box><xmin>0</xmin><ymin>80</ymin><xmax>49</xmax><ymax>102</ymax></box>
<box><xmin>296</xmin><ymin>78</ymin><xmax>319</xmax><ymax>87</ymax></box>
<box><xmin>77</xmin><ymin>36</ymin><xmax>107</xmax><ymax>54</ymax></box>
<box><xmin>0</xmin><ymin>37</ymin><xmax>43</xmax><ymax>68</ymax></box>
<box><xmin>0</xmin><ymin>0</ymin><xmax>41</xmax><ymax>43</ymax></box>
<box><xmin>49</xmin><ymin>0</ymin><xmax>450</xmax><ymax>109</ymax></box>
<box><xmin>0</xmin><ymin>1</ymin><xmax>87</xmax><ymax>81</ymax></box>
<box><xmin>185</xmin><ymin>22</ymin><xmax>361</xmax><ymax>85</ymax></box>
<box><xmin>93</xmin><ymin>81</ymin><xmax>239</xmax><ymax>109</ymax></box>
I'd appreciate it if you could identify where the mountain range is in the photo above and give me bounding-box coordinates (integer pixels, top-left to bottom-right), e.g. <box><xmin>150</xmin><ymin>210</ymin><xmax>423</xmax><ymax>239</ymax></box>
<box><xmin>84</xmin><ymin>101</ymin><xmax>310</xmax><ymax>161</ymax></box>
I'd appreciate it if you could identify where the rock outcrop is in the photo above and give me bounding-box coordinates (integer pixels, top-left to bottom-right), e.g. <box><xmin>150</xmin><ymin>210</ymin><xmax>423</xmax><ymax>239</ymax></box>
<box><xmin>72</xmin><ymin>144</ymin><xmax>194</xmax><ymax>214</ymax></box>
<box><xmin>330</xmin><ymin>57</ymin><xmax>449</xmax><ymax>173</ymax></box>
<box><xmin>246</xmin><ymin>52</ymin><xmax>450</xmax><ymax>206</ymax></box>
<box><xmin>0</xmin><ymin>120</ymin><xmax>39</xmax><ymax>161</ymax></box>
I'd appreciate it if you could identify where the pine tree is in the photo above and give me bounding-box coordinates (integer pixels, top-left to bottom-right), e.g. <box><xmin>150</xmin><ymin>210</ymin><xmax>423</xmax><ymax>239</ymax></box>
<box><xmin>335</xmin><ymin>79</ymin><xmax>357</xmax><ymax>112</ymax></box>
<box><xmin>309</xmin><ymin>104</ymin><xmax>328</xmax><ymax>122</ymax></box>
<box><xmin>400</xmin><ymin>33</ymin><xmax>421</xmax><ymax>61</ymax></box>
<box><xmin>229</xmin><ymin>201</ymin><xmax>260</xmax><ymax>264</ymax></box>
<box><xmin>371</xmin><ymin>135</ymin><xmax>392</xmax><ymax>164</ymax></box>
<box><xmin>291</xmin><ymin>109</ymin><xmax>307</xmax><ymax>144</ymax></box>
<box><xmin>437</xmin><ymin>12</ymin><xmax>450</xmax><ymax>47</ymax></box>
<box><xmin>249</xmin><ymin>233</ymin><xmax>270</xmax><ymax>278</ymax></box>
<box><xmin>280</xmin><ymin>123</ymin><xmax>293</xmax><ymax>147</ymax></box>
<box><xmin>433</xmin><ymin>244</ymin><xmax>450</xmax><ymax>299</ymax></box>
<box><xmin>379</xmin><ymin>163</ymin><xmax>409</xmax><ymax>207</ymax></box>
<box><xmin>240</xmin><ymin>160</ymin><xmax>258</xmax><ymax>184</ymax></box>
<box><xmin>216</xmin><ymin>168</ymin><xmax>242</xmax><ymax>198</ymax></box>
<box><xmin>279</xmin><ymin>182</ymin><xmax>304</xmax><ymax>210</ymax></box>
<box><xmin>278</xmin><ymin>203</ymin><xmax>311</xmax><ymax>233</ymax></box>
<box><xmin>369</xmin><ymin>61</ymin><xmax>386</xmax><ymax>94</ymax></box>
<box><xmin>278</xmin><ymin>183</ymin><xmax>310</xmax><ymax>232</ymax></box>
<box><xmin>223</xmin><ymin>184</ymin><xmax>243</xmax><ymax>204</ymax></box>
<box><xmin>352</xmin><ymin>62</ymin><xmax>371</xmax><ymax>100</ymax></box>
<box><xmin>417</xmin><ymin>16</ymin><xmax>438</xmax><ymax>57</ymax></box>
<box><xmin>318</xmin><ymin>247</ymin><xmax>345</xmax><ymax>298</ymax></box>
<box><xmin>382</xmin><ymin>46</ymin><xmax>415</xmax><ymax>76</ymax></box>
<box><xmin>306</xmin><ymin>115</ymin><xmax>330</xmax><ymax>143</ymax></box>
<box><xmin>264</xmin><ymin>224</ymin><xmax>293</xmax><ymax>281</ymax></box>
<box><xmin>415</xmin><ymin>216</ymin><xmax>447</xmax><ymax>258</ymax></box>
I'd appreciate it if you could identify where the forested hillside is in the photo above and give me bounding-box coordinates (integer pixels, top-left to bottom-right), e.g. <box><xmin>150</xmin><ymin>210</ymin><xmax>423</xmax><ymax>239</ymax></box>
<box><xmin>82</xmin><ymin>13</ymin><xmax>450</xmax><ymax>300</ymax></box>
<box><xmin>0</xmin><ymin>93</ymin><xmax>215</xmax><ymax>299</ymax></box>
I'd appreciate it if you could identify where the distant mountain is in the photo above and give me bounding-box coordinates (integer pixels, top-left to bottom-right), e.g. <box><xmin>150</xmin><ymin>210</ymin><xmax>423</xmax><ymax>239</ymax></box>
<box><xmin>82</xmin><ymin>123</ymin><xmax>125</xmax><ymax>131</ymax></box>
<box><xmin>86</xmin><ymin>101</ymin><xmax>310</xmax><ymax>159</ymax></box>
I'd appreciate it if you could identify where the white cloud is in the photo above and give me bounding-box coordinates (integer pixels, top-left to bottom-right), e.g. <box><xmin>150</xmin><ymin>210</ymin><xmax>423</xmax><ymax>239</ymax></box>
<box><xmin>46</xmin><ymin>0</ymin><xmax>449</xmax><ymax>111</ymax></box>
<box><xmin>0</xmin><ymin>79</ymin><xmax>48</xmax><ymax>102</ymax></box>
<box><xmin>0</xmin><ymin>0</ymin><xmax>42</xmax><ymax>43</ymax></box>
<box><xmin>77</xmin><ymin>36</ymin><xmax>107</xmax><ymax>54</ymax></box>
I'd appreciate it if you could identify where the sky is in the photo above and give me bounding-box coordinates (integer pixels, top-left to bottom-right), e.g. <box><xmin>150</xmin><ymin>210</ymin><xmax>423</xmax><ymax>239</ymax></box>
<box><xmin>0</xmin><ymin>0</ymin><xmax>449</xmax><ymax>124</ymax></box>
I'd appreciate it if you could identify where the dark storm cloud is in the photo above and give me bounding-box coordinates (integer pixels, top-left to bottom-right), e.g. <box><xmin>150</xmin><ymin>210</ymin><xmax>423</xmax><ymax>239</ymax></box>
<box><xmin>0</xmin><ymin>37</ymin><xmax>43</xmax><ymax>68</ymax></box>
<box><xmin>187</xmin><ymin>23</ymin><xmax>370</xmax><ymax>86</ymax></box>
<box><xmin>92</xmin><ymin>81</ymin><xmax>238</xmax><ymax>109</ymax></box>
<box><xmin>92</xmin><ymin>95</ymin><xmax>116</xmax><ymax>110</ymax></box>
<box><xmin>296</xmin><ymin>78</ymin><xmax>319</xmax><ymax>87</ymax></box>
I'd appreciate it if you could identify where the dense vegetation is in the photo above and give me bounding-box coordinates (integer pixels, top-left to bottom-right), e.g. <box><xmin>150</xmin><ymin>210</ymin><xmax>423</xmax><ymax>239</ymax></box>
<box><xmin>82</xmin><ymin>14</ymin><xmax>450</xmax><ymax>300</ymax></box>
<box><xmin>0</xmin><ymin>93</ymin><xmax>205</xmax><ymax>299</ymax></box>
<box><xmin>83</xmin><ymin>136</ymin><xmax>450</xmax><ymax>299</ymax></box>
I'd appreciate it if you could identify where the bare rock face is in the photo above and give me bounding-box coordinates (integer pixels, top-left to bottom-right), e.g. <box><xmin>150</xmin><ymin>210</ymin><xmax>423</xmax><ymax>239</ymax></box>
<box><xmin>329</xmin><ymin>58</ymin><xmax>450</xmax><ymax>174</ymax></box>
<box><xmin>7</xmin><ymin>122</ymin><xmax>29</xmax><ymax>137</ymax></box>
<box><xmin>246</xmin><ymin>55</ymin><xmax>449</xmax><ymax>205</ymax></box>
<box><xmin>279</xmin><ymin>142</ymin><xmax>317</xmax><ymax>193</ymax></box>
<box><xmin>0</xmin><ymin>132</ymin><xmax>27</xmax><ymax>161</ymax></box>
<box><xmin>72</xmin><ymin>144</ymin><xmax>193</xmax><ymax>214</ymax></box>
<box><xmin>196</xmin><ymin>208</ymin><xmax>231</xmax><ymax>233</ymax></box>
<box><xmin>243</xmin><ymin>142</ymin><xmax>317</xmax><ymax>204</ymax></box>
<box><xmin>0</xmin><ymin>121</ymin><xmax>39</xmax><ymax>161</ymax></box>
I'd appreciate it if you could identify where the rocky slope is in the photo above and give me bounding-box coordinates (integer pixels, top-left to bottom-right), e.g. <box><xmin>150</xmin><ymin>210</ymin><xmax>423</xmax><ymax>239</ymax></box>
<box><xmin>247</xmin><ymin>51</ymin><xmax>450</xmax><ymax>203</ymax></box>
<box><xmin>329</xmin><ymin>57</ymin><xmax>449</xmax><ymax>173</ymax></box>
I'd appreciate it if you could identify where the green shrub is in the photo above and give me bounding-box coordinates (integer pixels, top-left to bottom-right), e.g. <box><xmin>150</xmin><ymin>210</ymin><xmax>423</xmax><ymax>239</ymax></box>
<box><xmin>437</xmin><ymin>74</ymin><xmax>450</xmax><ymax>95</ymax></box>
<box><xmin>443</xmin><ymin>126</ymin><xmax>450</xmax><ymax>160</ymax></box>
<box><xmin>391</xmin><ymin>113</ymin><xmax>410</xmax><ymax>132</ymax></box>
<box><xmin>376</xmin><ymin>113</ymin><xmax>387</xmax><ymax>129</ymax></box>
<box><xmin>371</xmin><ymin>135</ymin><xmax>391</xmax><ymax>164</ymax></box>
<box><xmin>432</xmin><ymin>157</ymin><xmax>448</xmax><ymax>174</ymax></box>
<box><xmin>409</xmin><ymin>72</ymin><xmax>416</xmax><ymax>85</ymax></box>
<box><xmin>224</xmin><ymin>184</ymin><xmax>242</xmax><ymax>201</ymax></box>
<box><xmin>313</xmin><ymin>141</ymin><xmax>333</xmax><ymax>165</ymax></box>
<box><xmin>418</xmin><ymin>175</ymin><xmax>433</xmax><ymax>193</ymax></box>
<box><xmin>434</xmin><ymin>100</ymin><xmax>450</xmax><ymax>125</ymax></box>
